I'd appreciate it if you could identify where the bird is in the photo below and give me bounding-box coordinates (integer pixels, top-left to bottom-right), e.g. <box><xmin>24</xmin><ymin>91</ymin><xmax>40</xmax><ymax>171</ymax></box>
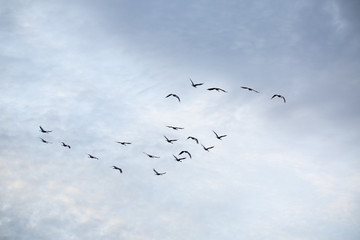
<box><xmin>165</xmin><ymin>93</ymin><xmax>181</xmax><ymax>102</ymax></box>
<box><xmin>207</xmin><ymin>87</ymin><xmax>227</xmax><ymax>92</ymax></box>
<box><xmin>115</xmin><ymin>141</ymin><xmax>131</xmax><ymax>146</ymax></box>
<box><xmin>153</xmin><ymin>168</ymin><xmax>166</xmax><ymax>175</ymax></box>
<box><xmin>60</xmin><ymin>142</ymin><xmax>71</xmax><ymax>149</ymax></box>
<box><xmin>241</xmin><ymin>86</ymin><xmax>259</xmax><ymax>93</ymax></box>
<box><xmin>271</xmin><ymin>94</ymin><xmax>286</xmax><ymax>103</ymax></box>
<box><xmin>143</xmin><ymin>152</ymin><xmax>160</xmax><ymax>158</ymax></box>
<box><xmin>166</xmin><ymin>125</ymin><xmax>184</xmax><ymax>130</ymax></box>
<box><xmin>173</xmin><ymin>155</ymin><xmax>186</xmax><ymax>162</ymax></box>
<box><xmin>40</xmin><ymin>138</ymin><xmax>51</xmax><ymax>144</ymax></box>
<box><xmin>190</xmin><ymin>78</ymin><xmax>204</xmax><ymax>88</ymax></box>
<box><xmin>39</xmin><ymin>126</ymin><xmax>52</xmax><ymax>133</ymax></box>
<box><xmin>112</xmin><ymin>166</ymin><xmax>123</xmax><ymax>173</ymax></box>
<box><xmin>164</xmin><ymin>135</ymin><xmax>178</xmax><ymax>144</ymax></box>
<box><xmin>213</xmin><ymin>130</ymin><xmax>227</xmax><ymax>140</ymax></box>
<box><xmin>202</xmin><ymin>144</ymin><xmax>214</xmax><ymax>152</ymax></box>
<box><xmin>88</xmin><ymin>154</ymin><xmax>99</xmax><ymax>160</ymax></box>
<box><xmin>187</xmin><ymin>136</ymin><xmax>199</xmax><ymax>144</ymax></box>
<box><xmin>179</xmin><ymin>150</ymin><xmax>192</xmax><ymax>159</ymax></box>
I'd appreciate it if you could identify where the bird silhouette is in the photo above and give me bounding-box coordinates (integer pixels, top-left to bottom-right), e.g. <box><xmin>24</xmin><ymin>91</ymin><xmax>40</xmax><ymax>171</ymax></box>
<box><xmin>143</xmin><ymin>152</ymin><xmax>160</xmax><ymax>158</ymax></box>
<box><xmin>173</xmin><ymin>154</ymin><xmax>186</xmax><ymax>162</ymax></box>
<box><xmin>112</xmin><ymin>166</ymin><xmax>123</xmax><ymax>173</ymax></box>
<box><xmin>190</xmin><ymin>78</ymin><xmax>204</xmax><ymax>88</ymax></box>
<box><xmin>88</xmin><ymin>154</ymin><xmax>99</xmax><ymax>160</ymax></box>
<box><xmin>164</xmin><ymin>135</ymin><xmax>178</xmax><ymax>144</ymax></box>
<box><xmin>179</xmin><ymin>150</ymin><xmax>192</xmax><ymax>159</ymax></box>
<box><xmin>115</xmin><ymin>141</ymin><xmax>131</xmax><ymax>146</ymax></box>
<box><xmin>187</xmin><ymin>136</ymin><xmax>199</xmax><ymax>144</ymax></box>
<box><xmin>271</xmin><ymin>94</ymin><xmax>286</xmax><ymax>103</ymax></box>
<box><xmin>60</xmin><ymin>142</ymin><xmax>71</xmax><ymax>149</ymax></box>
<box><xmin>153</xmin><ymin>168</ymin><xmax>166</xmax><ymax>175</ymax></box>
<box><xmin>165</xmin><ymin>93</ymin><xmax>181</xmax><ymax>102</ymax></box>
<box><xmin>202</xmin><ymin>144</ymin><xmax>214</xmax><ymax>152</ymax></box>
<box><xmin>213</xmin><ymin>130</ymin><xmax>227</xmax><ymax>140</ymax></box>
<box><xmin>207</xmin><ymin>87</ymin><xmax>227</xmax><ymax>92</ymax></box>
<box><xmin>166</xmin><ymin>125</ymin><xmax>184</xmax><ymax>130</ymax></box>
<box><xmin>40</xmin><ymin>138</ymin><xmax>51</xmax><ymax>144</ymax></box>
<box><xmin>241</xmin><ymin>86</ymin><xmax>259</xmax><ymax>93</ymax></box>
<box><xmin>39</xmin><ymin>126</ymin><xmax>52</xmax><ymax>133</ymax></box>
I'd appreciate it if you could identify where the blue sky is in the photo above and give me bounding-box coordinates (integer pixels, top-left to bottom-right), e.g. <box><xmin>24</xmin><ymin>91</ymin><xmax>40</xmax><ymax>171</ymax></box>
<box><xmin>1</xmin><ymin>0</ymin><xmax>360</xmax><ymax>239</ymax></box>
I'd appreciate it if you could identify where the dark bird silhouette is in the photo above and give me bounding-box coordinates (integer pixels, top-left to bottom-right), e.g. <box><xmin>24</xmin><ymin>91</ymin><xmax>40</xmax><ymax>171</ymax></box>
<box><xmin>173</xmin><ymin>154</ymin><xmax>186</xmax><ymax>162</ymax></box>
<box><xmin>88</xmin><ymin>154</ymin><xmax>99</xmax><ymax>160</ymax></box>
<box><xmin>165</xmin><ymin>93</ymin><xmax>181</xmax><ymax>102</ymax></box>
<box><xmin>153</xmin><ymin>168</ymin><xmax>166</xmax><ymax>175</ymax></box>
<box><xmin>164</xmin><ymin>135</ymin><xmax>178</xmax><ymax>144</ymax></box>
<box><xmin>207</xmin><ymin>87</ymin><xmax>227</xmax><ymax>93</ymax></box>
<box><xmin>115</xmin><ymin>141</ymin><xmax>131</xmax><ymax>146</ymax></box>
<box><xmin>166</xmin><ymin>125</ymin><xmax>184</xmax><ymax>130</ymax></box>
<box><xmin>213</xmin><ymin>130</ymin><xmax>227</xmax><ymax>140</ymax></box>
<box><xmin>187</xmin><ymin>136</ymin><xmax>199</xmax><ymax>144</ymax></box>
<box><xmin>39</xmin><ymin>126</ymin><xmax>52</xmax><ymax>133</ymax></box>
<box><xmin>179</xmin><ymin>150</ymin><xmax>192</xmax><ymax>159</ymax></box>
<box><xmin>241</xmin><ymin>86</ymin><xmax>259</xmax><ymax>93</ymax></box>
<box><xmin>190</xmin><ymin>78</ymin><xmax>204</xmax><ymax>88</ymax></box>
<box><xmin>202</xmin><ymin>144</ymin><xmax>214</xmax><ymax>152</ymax></box>
<box><xmin>112</xmin><ymin>166</ymin><xmax>123</xmax><ymax>173</ymax></box>
<box><xmin>61</xmin><ymin>142</ymin><xmax>71</xmax><ymax>149</ymax></box>
<box><xmin>271</xmin><ymin>94</ymin><xmax>286</xmax><ymax>103</ymax></box>
<box><xmin>143</xmin><ymin>152</ymin><xmax>160</xmax><ymax>158</ymax></box>
<box><xmin>40</xmin><ymin>138</ymin><xmax>51</xmax><ymax>144</ymax></box>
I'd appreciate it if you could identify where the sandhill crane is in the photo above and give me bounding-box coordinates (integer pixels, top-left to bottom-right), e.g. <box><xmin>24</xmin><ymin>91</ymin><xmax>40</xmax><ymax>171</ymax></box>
<box><xmin>88</xmin><ymin>154</ymin><xmax>99</xmax><ymax>160</ymax></box>
<box><xmin>112</xmin><ymin>166</ymin><xmax>123</xmax><ymax>173</ymax></box>
<box><xmin>166</xmin><ymin>125</ymin><xmax>184</xmax><ymax>130</ymax></box>
<box><xmin>179</xmin><ymin>150</ymin><xmax>192</xmax><ymax>159</ymax></box>
<box><xmin>207</xmin><ymin>87</ymin><xmax>227</xmax><ymax>93</ymax></box>
<box><xmin>241</xmin><ymin>86</ymin><xmax>259</xmax><ymax>93</ymax></box>
<box><xmin>40</xmin><ymin>138</ymin><xmax>51</xmax><ymax>144</ymax></box>
<box><xmin>173</xmin><ymin>155</ymin><xmax>186</xmax><ymax>162</ymax></box>
<box><xmin>202</xmin><ymin>144</ymin><xmax>214</xmax><ymax>152</ymax></box>
<box><xmin>153</xmin><ymin>168</ymin><xmax>166</xmax><ymax>175</ymax></box>
<box><xmin>115</xmin><ymin>141</ymin><xmax>131</xmax><ymax>146</ymax></box>
<box><xmin>164</xmin><ymin>135</ymin><xmax>178</xmax><ymax>144</ymax></box>
<box><xmin>213</xmin><ymin>130</ymin><xmax>227</xmax><ymax>140</ymax></box>
<box><xmin>271</xmin><ymin>94</ymin><xmax>286</xmax><ymax>103</ymax></box>
<box><xmin>39</xmin><ymin>126</ymin><xmax>52</xmax><ymax>133</ymax></box>
<box><xmin>165</xmin><ymin>94</ymin><xmax>181</xmax><ymax>102</ymax></box>
<box><xmin>143</xmin><ymin>152</ymin><xmax>160</xmax><ymax>158</ymax></box>
<box><xmin>187</xmin><ymin>136</ymin><xmax>199</xmax><ymax>144</ymax></box>
<box><xmin>61</xmin><ymin>142</ymin><xmax>71</xmax><ymax>149</ymax></box>
<box><xmin>190</xmin><ymin>78</ymin><xmax>204</xmax><ymax>88</ymax></box>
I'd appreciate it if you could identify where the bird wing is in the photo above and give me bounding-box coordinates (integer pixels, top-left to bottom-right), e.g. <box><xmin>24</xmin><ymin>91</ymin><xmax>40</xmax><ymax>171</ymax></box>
<box><xmin>153</xmin><ymin>168</ymin><xmax>159</xmax><ymax>174</ymax></box>
<box><xmin>213</xmin><ymin>131</ymin><xmax>219</xmax><ymax>138</ymax></box>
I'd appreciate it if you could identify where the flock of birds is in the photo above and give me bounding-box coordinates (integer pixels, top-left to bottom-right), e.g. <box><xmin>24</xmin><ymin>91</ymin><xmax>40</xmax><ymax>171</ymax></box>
<box><xmin>39</xmin><ymin>78</ymin><xmax>286</xmax><ymax>176</ymax></box>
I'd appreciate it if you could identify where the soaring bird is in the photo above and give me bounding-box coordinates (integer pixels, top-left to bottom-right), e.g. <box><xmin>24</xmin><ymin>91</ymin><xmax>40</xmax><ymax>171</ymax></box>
<box><xmin>143</xmin><ymin>152</ymin><xmax>160</xmax><ymax>158</ymax></box>
<box><xmin>88</xmin><ymin>154</ymin><xmax>99</xmax><ymax>160</ymax></box>
<box><xmin>153</xmin><ymin>168</ymin><xmax>166</xmax><ymax>175</ymax></box>
<box><xmin>112</xmin><ymin>166</ymin><xmax>123</xmax><ymax>173</ymax></box>
<box><xmin>40</xmin><ymin>138</ymin><xmax>51</xmax><ymax>144</ymax></box>
<box><xmin>173</xmin><ymin>155</ymin><xmax>186</xmax><ymax>162</ymax></box>
<box><xmin>271</xmin><ymin>94</ymin><xmax>286</xmax><ymax>103</ymax></box>
<box><xmin>39</xmin><ymin>126</ymin><xmax>52</xmax><ymax>133</ymax></box>
<box><xmin>164</xmin><ymin>135</ymin><xmax>178</xmax><ymax>144</ymax></box>
<box><xmin>187</xmin><ymin>136</ymin><xmax>199</xmax><ymax>144</ymax></box>
<box><xmin>190</xmin><ymin>78</ymin><xmax>204</xmax><ymax>88</ymax></box>
<box><xmin>202</xmin><ymin>144</ymin><xmax>214</xmax><ymax>152</ymax></box>
<box><xmin>241</xmin><ymin>86</ymin><xmax>259</xmax><ymax>93</ymax></box>
<box><xmin>213</xmin><ymin>130</ymin><xmax>227</xmax><ymax>140</ymax></box>
<box><xmin>165</xmin><ymin>94</ymin><xmax>181</xmax><ymax>102</ymax></box>
<box><xmin>166</xmin><ymin>125</ymin><xmax>184</xmax><ymax>130</ymax></box>
<box><xmin>61</xmin><ymin>142</ymin><xmax>71</xmax><ymax>149</ymax></box>
<box><xmin>207</xmin><ymin>87</ymin><xmax>227</xmax><ymax>93</ymax></box>
<box><xmin>115</xmin><ymin>141</ymin><xmax>131</xmax><ymax>146</ymax></box>
<box><xmin>179</xmin><ymin>150</ymin><xmax>192</xmax><ymax>159</ymax></box>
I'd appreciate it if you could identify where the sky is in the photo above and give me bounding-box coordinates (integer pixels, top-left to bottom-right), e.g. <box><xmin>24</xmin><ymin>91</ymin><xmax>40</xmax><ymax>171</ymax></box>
<box><xmin>1</xmin><ymin>0</ymin><xmax>360</xmax><ymax>239</ymax></box>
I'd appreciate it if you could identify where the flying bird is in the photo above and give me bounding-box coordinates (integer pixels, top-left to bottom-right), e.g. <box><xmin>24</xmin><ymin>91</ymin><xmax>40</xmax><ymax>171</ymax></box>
<box><xmin>153</xmin><ymin>168</ymin><xmax>166</xmax><ymax>175</ymax></box>
<box><xmin>115</xmin><ymin>141</ymin><xmax>131</xmax><ymax>146</ymax></box>
<box><xmin>271</xmin><ymin>94</ymin><xmax>286</xmax><ymax>103</ymax></box>
<box><xmin>60</xmin><ymin>142</ymin><xmax>71</xmax><ymax>149</ymax></box>
<box><xmin>143</xmin><ymin>152</ymin><xmax>160</xmax><ymax>158</ymax></box>
<box><xmin>39</xmin><ymin>126</ymin><xmax>52</xmax><ymax>133</ymax></box>
<box><xmin>88</xmin><ymin>154</ymin><xmax>99</xmax><ymax>160</ymax></box>
<box><xmin>165</xmin><ymin>93</ymin><xmax>181</xmax><ymax>102</ymax></box>
<box><xmin>40</xmin><ymin>138</ymin><xmax>51</xmax><ymax>144</ymax></box>
<box><xmin>112</xmin><ymin>166</ymin><xmax>123</xmax><ymax>173</ymax></box>
<box><xmin>187</xmin><ymin>136</ymin><xmax>199</xmax><ymax>144</ymax></box>
<box><xmin>241</xmin><ymin>86</ymin><xmax>259</xmax><ymax>93</ymax></box>
<box><xmin>202</xmin><ymin>144</ymin><xmax>214</xmax><ymax>152</ymax></box>
<box><xmin>207</xmin><ymin>87</ymin><xmax>227</xmax><ymax>93</ymax></box>
<box><xmin>164</xmin><ymin>135</ymin><xmax>178</xmax><ymax>144</ymax></box>
<box><xmin>166</xmin><ymin>125</ymin><xmax>184</xmax><ymax>130</ymax></box>
<box><xmin>179</xmin><ymin>150</ymin><xmax>192</xmax><ymax>159</ymax></box>
<box><xmin>190</xmin><ymin>78</ymin><xmax>204</xmax><ymax>88</ymax></box>
<box><xmin>173</xmin><ymin>155</ymin><xmax>186</xmax><ymax>162</ymax></box>
<box><xmin>213</xmin><ymin>130</ymin><xmax>227</xmax><ymax>140</ymax></box>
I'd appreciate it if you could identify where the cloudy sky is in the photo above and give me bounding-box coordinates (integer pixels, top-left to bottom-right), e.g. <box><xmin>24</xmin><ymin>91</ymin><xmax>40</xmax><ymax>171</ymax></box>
<box><xmin>1</xmin><ymin>0</ymin><xmax>360</xmax><ymax>239</ymax></box>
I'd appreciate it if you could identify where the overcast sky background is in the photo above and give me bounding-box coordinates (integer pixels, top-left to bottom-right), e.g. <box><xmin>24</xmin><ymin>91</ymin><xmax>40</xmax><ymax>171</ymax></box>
<box><xmin>1</xmin><ymin>0</ymin><xmax>360</xmax><ymax>239</ymax></box>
